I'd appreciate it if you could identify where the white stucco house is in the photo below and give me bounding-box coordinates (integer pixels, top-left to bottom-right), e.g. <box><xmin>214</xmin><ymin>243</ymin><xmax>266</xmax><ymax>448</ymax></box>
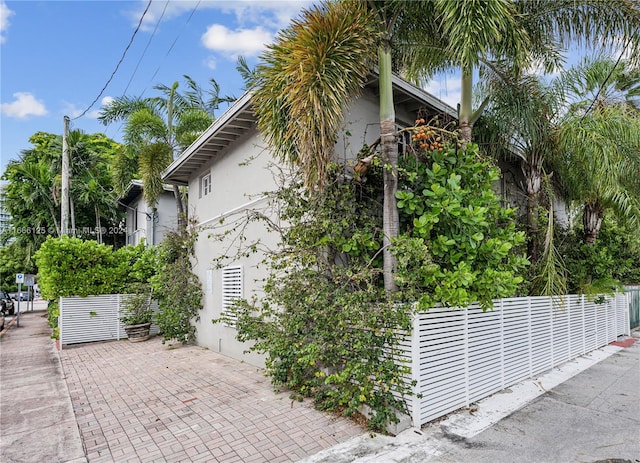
<box><xmin>120</xmin><ymin>180</ymin><xmax>178</xmax><ymax>246</ymax></box>
<box><xmin>161</xmin><ymin>74</ymin><xmax>476</xmax><ymax>367</ymax></box>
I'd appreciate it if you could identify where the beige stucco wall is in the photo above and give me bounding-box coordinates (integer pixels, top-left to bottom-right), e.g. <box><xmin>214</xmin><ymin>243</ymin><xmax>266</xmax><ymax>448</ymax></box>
<box><xmin>187</xmin><ymin>97</ymin><xmax>386</xmax><ymax>367</ymax></box>
<box><xmin>189</xmin><ymin>128</ymin><xmax>280</xmax><ymax>366</ymax></box>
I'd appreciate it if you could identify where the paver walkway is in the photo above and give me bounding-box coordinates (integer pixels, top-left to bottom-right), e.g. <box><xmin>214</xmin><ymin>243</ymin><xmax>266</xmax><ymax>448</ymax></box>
<box><xmin>60</xmin><ymin>337</ymin><xmax>365</xmax><ymax>463</ymax></box>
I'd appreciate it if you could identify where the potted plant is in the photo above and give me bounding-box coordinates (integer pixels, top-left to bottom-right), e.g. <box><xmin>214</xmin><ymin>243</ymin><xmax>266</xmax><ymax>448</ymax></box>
<box><xmin>120</xmin><ymin>287</ymin><xmax>154</xmax><ymax>342</ymax></box>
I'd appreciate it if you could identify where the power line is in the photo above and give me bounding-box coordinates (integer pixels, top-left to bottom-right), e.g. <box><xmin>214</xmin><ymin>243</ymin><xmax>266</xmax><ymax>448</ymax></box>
<box><xmin>148</xmin><ymin>0</ymin><xmax>201</xmax><ymax>84</ymax></box>
<box><xmin>122</xmin><ymin>0</ymin><xmax>169</xmax><ymax>96</ymax></box>
<box><xmin>580</xmin><ymin>39</ymin><xmax>630</xmax><ymax>121</ymax></box>
<box><xmin>72</xmin><ymin>0</ymin><xmax>153</xmax><ymax>121</ymax></box>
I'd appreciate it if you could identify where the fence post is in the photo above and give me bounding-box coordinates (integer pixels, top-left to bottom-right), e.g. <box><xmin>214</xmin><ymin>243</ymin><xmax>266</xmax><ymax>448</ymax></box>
<box><xmin>581</xmin><ymin>294</ymin><xmax>586</xmax><ymax>355</ymax></box>
<box><xmin>500</xmin><ymin>299</ymin><xmax>505</xmax><ymax>390</ymax></box>
<box><xmin>59</xmin><ymin>296</ymin><xmax>63</xmax><ymax>349</ymax></box>
<box><xmin>464</xmin><ymin>308</ymin><xmax>469</xmax><ymax>407</ymax></box>
<box><xmin>527</xmin><ymin>297</ymin><xmax>532</xmax><ymax>378</ymax></box>
<box><xmin>117</xmin><ymin>294</ymin><xmax>121</xmax><ymax>340</ymax></box>
<box><xmin>550</xmin><ymin>297</ymin><xmax>554</xmax><ymax>369</ymax></box>
<box><xmin>604</xmin><ymin>301</ymin><xmax>611</xmax><ymax>344</ymax></box>
<box><xmin>567</xmin><ymin>294</ymin><xmax>571</xmax><ymax>358</ymax></box>
<box><xmin>411</xmin><ymin>312</ymin><xmax>421</xmax><ymax>429</ymax></box>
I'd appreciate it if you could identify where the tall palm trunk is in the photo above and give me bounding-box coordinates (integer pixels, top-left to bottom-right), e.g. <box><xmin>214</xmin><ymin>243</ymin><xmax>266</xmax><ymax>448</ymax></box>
<box><xmin>379</xmin><ymin>45</ymin><xmax>399</xmax><ymax>293</ymax></box>
<box><xmin>459</xmin><ymin>65</ymin><xmax>474</xmax><ymax>143</ymax></box>
<box><xmin>173</xmin><ymin>185</ymin><xmax>186</xmax><ymax>230</ymax></box>
<box><xmin>583</xmin><ymin>201</ymin><xmax>604</xmax><ymax>244</ymax></box>
<box><xmin>524</xmin><ymin>162</ymin><xmax>543</xmax><ymax>262</ymax></box>
<box><xmin>70</xmin><ymin>196</ymin><xmax>76</xmax><ymax>237</ymax></box>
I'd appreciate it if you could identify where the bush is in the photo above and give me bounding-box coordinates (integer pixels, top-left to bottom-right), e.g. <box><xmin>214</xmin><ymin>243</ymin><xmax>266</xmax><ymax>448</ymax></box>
<box><xmin>35</xmin><ymin>237</ymin><xmax>156</xmax><ymax>300</ymax></box>
<box><xmin>34</xmin><ymin>237</ymin><xmax>159</xmax><ymax>336</ymax></box>
<box><xmin>151</xmin><ymin>225</ymin><xmax>202</xmax><ymax>344</ymax></box>
<box><xmin>221</xmin><ymin>137</ymin><xmax>528</xmax><ymax>431</ymax></box>
<box><xmin>394</xmin><ymin>142</ymin><xmax>528</xmax><ymax>310</ymax></box>
<box><xmin>560</xmin><ymin>216</ymin><xmax>640</xmax><ymax>293</ymax></box>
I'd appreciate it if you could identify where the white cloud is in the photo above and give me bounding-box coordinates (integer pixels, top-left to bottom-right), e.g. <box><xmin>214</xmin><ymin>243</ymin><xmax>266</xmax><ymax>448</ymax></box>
<box><xmin>1</xmin><ymin>92</ymin><xmax>48</xmax><ymax>119</ymax></box>
<box><xmin>201</xmin><ymin>24</ymin><xmax>273</xmax><ymax>58</ymax></box>
<box><xmin>85</xmin><ymin>97</ymin><xmax>115</xmax><ymax>119</ymax></box>
<box><xmin>216</xmin><ymin>1</ymin><xmax>312</xmax><ymax>29</ymax></box>
<box><xmin>423</xmin><ymin>77</ymin><xmax>461</xmax><ymax>109</ymax></box>
<box><xmin>101</xmin><ymin>96</ymin><xmax>114</xmax><ymax>107</ymax></box>
<box><xmin>0</xmin><ymin>1</ymin><xmax>14</xmax><ymax>44</ymax></box>
<box><xmin>129</xmin><ymin>0</ymin><xmax>311</xmax><ymax>32</ymax></box>
<box><xmin>204</xmin><ymin>56</ymin><xmax>217</xmax><ymax>70</ymax></box>
<box><xmin>61</xmin><ymin>102</ymin><xmax>83</xmax><ymax>119</ymax></box>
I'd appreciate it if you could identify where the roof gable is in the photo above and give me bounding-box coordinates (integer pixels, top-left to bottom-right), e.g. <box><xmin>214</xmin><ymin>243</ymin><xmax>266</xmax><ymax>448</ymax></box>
<box><xmin>162</xmin><ymin>74</ymin><xmax>457</xmax><ymax>185</ymax></box>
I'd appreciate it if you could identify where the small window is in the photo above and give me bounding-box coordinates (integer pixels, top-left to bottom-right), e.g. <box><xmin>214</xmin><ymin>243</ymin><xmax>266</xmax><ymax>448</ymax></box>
<box><xmin>221</xmin><ymin>265</ymin><xmax>243</xmax><ymax>327</ymax></box>
<box><xmin>201</xmin><ymin>173</ymin><xmax>212</xmax><ymax>197</ymax></box>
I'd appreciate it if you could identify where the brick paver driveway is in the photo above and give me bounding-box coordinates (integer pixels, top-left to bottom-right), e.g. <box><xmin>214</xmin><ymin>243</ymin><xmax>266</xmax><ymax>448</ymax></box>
<box><xmin>60</xmin><ymin>338</ymin><xmax>364</xmax><ymax>462</ymax></box>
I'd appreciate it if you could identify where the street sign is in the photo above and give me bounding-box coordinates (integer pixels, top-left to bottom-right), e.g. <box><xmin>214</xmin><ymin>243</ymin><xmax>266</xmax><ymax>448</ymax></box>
<box><xmin>24</xmin><ymin>274</ymin><xmax>35</xmax><ymax>286</ymax></box>
<box><xmin>16</xmin><ymin>273</ymin><xmax>24</xmax><ymax>284</ymax></box>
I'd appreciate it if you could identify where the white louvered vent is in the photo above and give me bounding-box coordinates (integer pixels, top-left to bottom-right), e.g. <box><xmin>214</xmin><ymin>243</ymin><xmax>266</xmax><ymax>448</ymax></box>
<box><xmin>222</xmin><ymin>265</ymin><xmax>243</xmax><ymax>327</ymax></box>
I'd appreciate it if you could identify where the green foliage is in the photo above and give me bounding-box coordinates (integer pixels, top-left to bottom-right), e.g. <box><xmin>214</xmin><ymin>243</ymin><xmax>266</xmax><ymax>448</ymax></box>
<box><xmin>47</xmin><ymin>300</ymin><xmax>59</xmax><ymax>339</ymax></box>
<box><xmin>150</xmin><ymin>225</ymin><xmax>202</xmax><ymax>344</ymax></box>
<box><xmin>559</xmin><ymin>215</ymin><xmax>640</xmax><ymax>293</ymax></box>
<box><xmin>1</xmin><ymin>131</ymin><xmax>125</xmax><ymax>249</ymax></box>
<box><xmin>0</xmin><ymin>243</ymin><xmax>36</xmax><ymax>292</ymax></box>
<box><xmin>221</xmin><ymin>139</ymin><xmax>528</xmax><ymax>431</ymax></box>
<box><xmin>120</xmin><ymin>288</ymin><xmax>154</xmax><ymax>326</ymax></box>
<box><xmin>34</xmin><ymin>233</ymin><xmax>203</xmax><ymax>342</ymax></box>
<box><xmin>394</xmin><ymin>142</ymin><xmax>529</xmax><ymax>310</ymax></box>
<box><xmin>34</xmin><ymin>237</ymin><xmax>154</xmax><ymax>300</ymax></box>
<box><xmin>228</xmin><ymin>176</ymin><xmax>412</xmax><ymax>432</ymax></box>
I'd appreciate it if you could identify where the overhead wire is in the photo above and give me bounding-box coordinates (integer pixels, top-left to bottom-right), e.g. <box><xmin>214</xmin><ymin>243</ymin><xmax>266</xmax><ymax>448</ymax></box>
<box><xmin>105</xmin><ymin>0</ymin><xmax>201</xmax><ymax>138</ymax></box>
<box><xmin>122</xmin><ymin>0</ymin><xmax>169</xmax><ymax>96</ymax></box>
<box><xmin>105</xmin><ymin>0</ymin><xmax>169</xmax><ymax>139</ymax></box>
<box><xmin>580</xmin><ymin>38</ymin><xmax>631</xmax><ymax>121</ymax></box>
<box><xmin>72</xmin><ymin>0</ymin><xmax>153</xmax><ymax>121</ymax></box>
<box><xmin>147</xmin><ymin>0</ymin><xmax>201</xmax><ymax>85</ymax></box>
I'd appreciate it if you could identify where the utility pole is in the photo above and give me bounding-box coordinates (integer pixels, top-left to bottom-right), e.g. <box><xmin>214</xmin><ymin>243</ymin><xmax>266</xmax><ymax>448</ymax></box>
<box><xmin>61</xmin><ymin>115</ymin><xmax>70</xmax><ymax>236</ymax></box>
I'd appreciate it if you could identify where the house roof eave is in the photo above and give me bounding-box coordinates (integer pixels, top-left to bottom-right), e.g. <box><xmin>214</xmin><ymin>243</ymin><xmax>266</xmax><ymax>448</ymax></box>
<box><xmin>162</xmin><ymin>91</ymin><xmax>255</xmax><ymax>186</ymax></box>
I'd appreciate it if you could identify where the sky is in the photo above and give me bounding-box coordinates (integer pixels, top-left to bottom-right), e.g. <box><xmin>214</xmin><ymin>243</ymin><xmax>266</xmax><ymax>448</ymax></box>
<box><xmin>2</xmin><ymin>1</ymin><xmax>606</xmax><ymax>178</ymax></box>
<box><xmin>0</xmin><ymin>0</ymin><xmax>316</xmax><ymax>173</ymax></box>
<box><xmin>0</xmin><ymin>0</ymin><xmax>465</xmax><ymax>177</ymax></box>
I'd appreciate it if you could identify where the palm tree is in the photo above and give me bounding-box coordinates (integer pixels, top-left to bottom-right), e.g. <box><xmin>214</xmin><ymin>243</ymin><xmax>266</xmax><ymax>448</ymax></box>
<box><xmin>99</xmin><ymin>76</ymin><xmax>230</xmax><ymax>226</ymax></box>
<box><xmin>474</xmin><ymin>68</ymin><xmax>558</xmax><ymax>262</ymax></box>
<box><xmin>478</xmin><ymin>56</ymin><xmax>640</xmax><ymax>255</ymax></box>
<box><xmin>251</xmin><ymin>1</ymin><xmax>399</xmax><ymax>288</ymax></box>
<box><xmin>252</xmin><ymin>0</ymin><xmax>640</xmax><ymax>291</ymax></box>
<box><xmin>552</xmin><ymin>57</ymin><xmax>640</xmax><ymax>243</ymax></box>
<box><xmin>399</xmin><ymin>0</ymin><xmax>640</xmax><ymax>142</ymax></box>
<box><xmin>556</xmin><ymin>106</ymin><xmax>640</xmax><ymax>243</ymax></box>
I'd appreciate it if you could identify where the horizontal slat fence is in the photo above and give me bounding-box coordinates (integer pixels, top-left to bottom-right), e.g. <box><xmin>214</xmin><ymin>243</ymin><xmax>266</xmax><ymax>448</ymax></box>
<box><xmin>59</xmin><ymin>294</ymin><xmax>160</xmax><ymax>347</ymax></box>
<box><xmin>407</xmin><ymin>293</ymin><xmax>630</xmax><ymax>428</ymax></box>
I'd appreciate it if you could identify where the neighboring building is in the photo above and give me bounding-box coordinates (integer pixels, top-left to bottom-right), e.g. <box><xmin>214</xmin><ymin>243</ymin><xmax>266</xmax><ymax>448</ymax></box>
<box><xmin>162</xmin><ymin>74</ymin><xmax>465</xmax><ymax>366</ymax></box>
<box><xmin>120</xmin><ymin>180</ymin><xmax>178</xmax><ymax>246</ymax></box>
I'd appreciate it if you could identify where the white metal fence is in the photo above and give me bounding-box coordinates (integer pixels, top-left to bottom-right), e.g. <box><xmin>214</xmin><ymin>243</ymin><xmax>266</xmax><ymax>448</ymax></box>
<box><xmin>406</xmin><ymin>293</ymin><xmax>630</xmax><ymax>428</ymax></box>
<box><xmin>59</xmin><ymin>294</ymin><xmax>160</xmax><ymax>347</ymax></box>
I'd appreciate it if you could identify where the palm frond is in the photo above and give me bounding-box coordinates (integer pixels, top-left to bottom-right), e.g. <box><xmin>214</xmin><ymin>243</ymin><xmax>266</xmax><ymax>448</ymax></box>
<box><xmin>138</xmin><ymin>143</ymin><xmax>173</xmax><ymax>208</ymax></box>
<box><xmin>174</xmin><ymin>109</ymin><xmax>214</xmax><ymax>150</ymax></box>
<box><xmin>98</xmin><ymin>96</ymin><xmax>156</xmax><ymax>125</ymax></box>
<box><xmin>252</xmin><ymin>0</ymin><xmax>380</xmax><ymax>190</ymax></box>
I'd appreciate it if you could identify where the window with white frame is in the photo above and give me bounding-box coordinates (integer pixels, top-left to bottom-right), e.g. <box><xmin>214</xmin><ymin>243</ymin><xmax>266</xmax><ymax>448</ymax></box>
<box><xmin>200</xmin><ymin>172</ymin><xmax>212</xmax><ymax>197</ymax></box>
<box><xmin>221</xmin><ymin>265</ymin><xmax>243</xmax><ymax>327</ymax></box>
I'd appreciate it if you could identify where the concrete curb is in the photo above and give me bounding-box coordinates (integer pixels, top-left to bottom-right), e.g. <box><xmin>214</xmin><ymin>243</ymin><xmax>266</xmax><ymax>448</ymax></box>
<box><xmin>299</xmin><ymin>337</ymin><xmax>635</xmax><ymax>463</ymax></box>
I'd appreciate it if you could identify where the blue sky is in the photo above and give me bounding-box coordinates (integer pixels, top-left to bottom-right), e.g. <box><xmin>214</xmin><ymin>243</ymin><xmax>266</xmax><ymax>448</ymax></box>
<box><xmin>1</xmin><ymin>0</ymin><xmax>596</xmax><ymax>177</ymax></box>
<box><xmin>1</xmin><ymin>0</ymin><xmax>323</xmax><ymax>174</ymax></box>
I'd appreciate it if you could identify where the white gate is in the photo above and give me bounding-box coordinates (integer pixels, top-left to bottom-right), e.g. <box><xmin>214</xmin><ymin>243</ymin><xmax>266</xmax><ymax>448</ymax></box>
<box><xmin>59</xmin><ymin>294</ymin><xmax>160</xmax><ymax>347</ymax></box>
